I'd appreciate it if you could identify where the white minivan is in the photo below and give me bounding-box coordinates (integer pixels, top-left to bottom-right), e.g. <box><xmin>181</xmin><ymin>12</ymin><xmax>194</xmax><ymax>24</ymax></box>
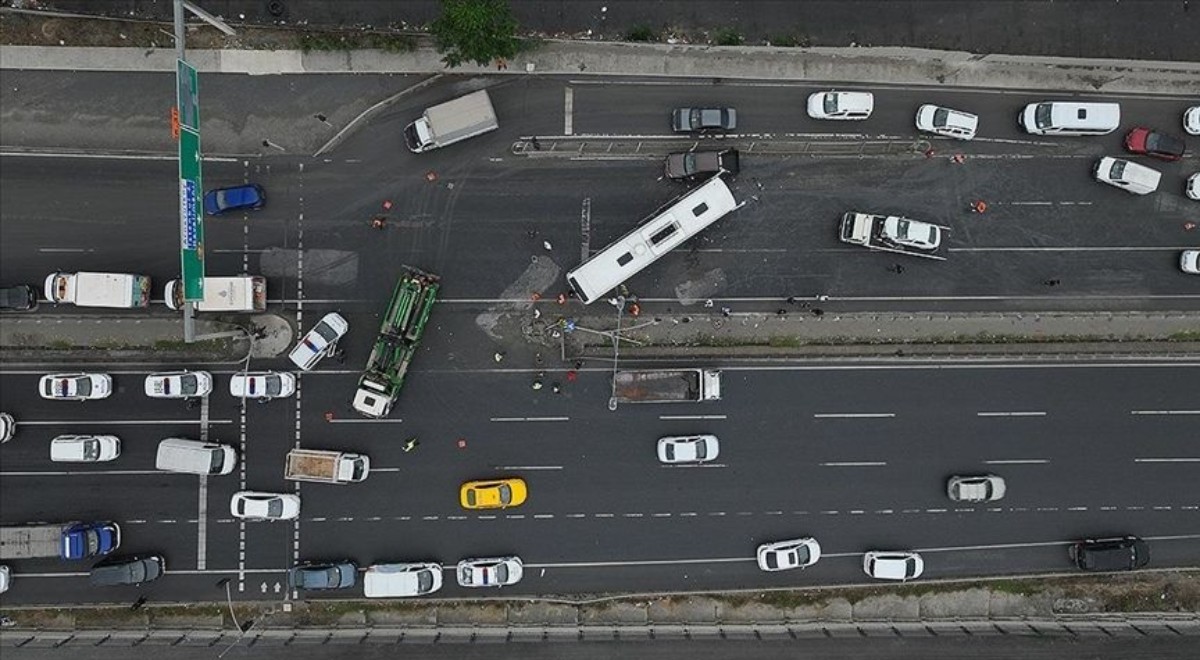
<box><xmin>156</xmin><ymin>438</ymin><xmax>237</xmax><ymax>475</ymax></box>
<box><xmin>1092</xmin><ymin>157</ymin><xmax>1161</xmax><ymax>195</ymax></box>
<box><xmin>363</xmin><ymin>562</ymin><xmax>443</xmax><ymax>598</ymax></box>
<box><xmin>1019</xmin><ymin>102</ymin><xmax>1120</xmax><ymax>136</ymax></box>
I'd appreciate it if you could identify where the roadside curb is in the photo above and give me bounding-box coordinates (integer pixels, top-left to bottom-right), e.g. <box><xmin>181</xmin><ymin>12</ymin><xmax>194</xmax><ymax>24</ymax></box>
<box><xmin>578</xmin><ymin>341</ymin><xmax>1200</xmax><ymax>360</ymax></box>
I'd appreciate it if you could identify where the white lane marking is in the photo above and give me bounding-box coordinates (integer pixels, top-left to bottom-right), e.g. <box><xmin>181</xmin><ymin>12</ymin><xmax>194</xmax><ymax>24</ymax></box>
<box><xmin>1135</xmin><ymin>458</ymin><xmax>1200</xmax><ymax>463</ymax></box>
<box><xmin>0</xmin><ymin>469</ymin><xmax>173</xmax><ymax>476</ymax></box>
<box><xmin>369</xmin><ymin>467</ymin><xmax>403</xmax><ymax>472</ymax></box>
<box><xmin>819</xmin><ymin>462</ymin><xmax>887</xmax><ymax>467</ymax></box>
<box><xmin>580</xmin><ymin>197</ymin><xmax>591</xmax><ymax>262</ymax></box>
<box><xmin>490</xmin><ymin>417</ymin><xmax>570</xmax><ymax>422</ymax></box>
<box><xmin>1009</xmin><ymin>201</ymin><xmax>1055</xmax><ymax>206</ymax></box>
<box><xmin>197</xmin><ymin>476</ymin><xmax>208</xmax><ymax>571</ymax></box>
<box><xmin>497</xmin><ymin>465</ymin><xmax>563</xmax><ymax>470</ymax></box>
<box><xmin>1131</xmin><ymin>410</ymin><xmax>1200</xmax><ymax>416</ymax></box>
<box><xmin>977</xmin><ymin>411</ymin><xmax>1046</xmax><ymax>417</ymax></box>
<box><xmin>984</xmin><ymin>459</ymin><xmax>1050</xmax><ymax>465</ymax></box>
<box><xmin>327</xmin><ymin>418</ymin><xmax>405</xmax><ymax>423</ymax></box>
<box><xmin>953</xmin><ymin>246</ymin><xmax>1191</xmax><ymax>252</ymax></box>
<box><xmin>660</xmin><ymin>463</ymin><xmax>727</xmax><ymax>469</ymax></box>
<box><xmin>813</xmin><ymin>413</ymin><xmax>895</xmax><ymax>419</ymax></box>
<box><xmin>659</xmin><ymin>415</ymin><xmax>727</xmax><ymax>420</ymax></box>
<box><xmin>10</xmin><ymin>419</ymin><xmax>235</xmax><ymax>426</ymax></box>
<box><xmin>527</xmin><ymin>556</ymin><xmax>752</xmax><ymax>569</ymax></box>
<box><xmin>564</xmin><ymin>87</ymin><xmax>574</xmax><ymax>135</ymax></box>
<box><xmin>38</xmin><ymin>248</ymin><xmax>91</xmax><ymax>253</ymax></box>
<box><xmin>0</xmin><ymin>151</ymin><xmax>239</xmax><ymax>162</ymax></box>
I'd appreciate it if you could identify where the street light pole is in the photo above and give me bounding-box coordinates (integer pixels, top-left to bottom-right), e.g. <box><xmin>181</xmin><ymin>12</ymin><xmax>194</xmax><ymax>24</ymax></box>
<box><xmin>607</xmin><ymin>296</ymin><xmax>625</xmax><ymax>411</ymax></box>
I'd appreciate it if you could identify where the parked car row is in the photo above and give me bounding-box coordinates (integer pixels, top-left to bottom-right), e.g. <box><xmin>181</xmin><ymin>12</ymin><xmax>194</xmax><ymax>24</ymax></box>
<box><xmin>289</xmin><ymin>555</ymin><xmax>524</xmax><ymax>597</ymax></box>
<box><xmin>36</xmin><ymin>370</ymin><xmax>297</xmax><ymax>402</ymax></box>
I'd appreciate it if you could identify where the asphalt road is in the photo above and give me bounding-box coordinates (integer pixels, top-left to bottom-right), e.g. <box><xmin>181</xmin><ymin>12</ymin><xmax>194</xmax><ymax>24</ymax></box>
<box><xmin>1</xmin><ymin>360</ymin><xmax>1198</xmax><ymax>604</ymax></box>
<box><xmin>39</xmin><ymin>0</ymin><xmax>1200</xmax><ymax>61</ymax></box>
<box><xmin>1</xmin><ymin>75</ymin><xmax>1198</xmax><ymax>313</ymax></box>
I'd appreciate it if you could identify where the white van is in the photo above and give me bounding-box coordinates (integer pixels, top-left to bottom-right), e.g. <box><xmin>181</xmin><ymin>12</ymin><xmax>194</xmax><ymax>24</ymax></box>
<box><xmin>363</xmin><ymin>562</ymin><xmax>443</xmax><ymax>598</ymax></box>
<box><xmin>1092</xmin><ymin>157</ymin><xmax>1161</xmax><ymax>195</ymax></box>
<box><xmin>1019</xmin><ymin>102</ymin><xmax>1120</xmax><ymax>136</ymax></box>
<box><xmin>164</xmin><ymin>276</ymin><xmax>266</xmax><ymax>312</ymax></box>
<box><xmin>155</xmin><ymin>438</ymin><xmax>237</xmax><ymax>475</ymax></box>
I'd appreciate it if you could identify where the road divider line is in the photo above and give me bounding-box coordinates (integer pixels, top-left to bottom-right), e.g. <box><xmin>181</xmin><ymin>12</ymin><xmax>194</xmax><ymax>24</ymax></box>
<box><xmin>984</xmin><ymin>459</ymin><xmax>1050</xmax><ymax>465</ymax></box>
<box><xmin>328</xmin><ymin>418</ymin><xmax>405</xmax><ymax>423</ymax></box>
<box><xmin>497</xmin><ymin>465</ymin><xmax>564</xmax><ymax>470</ymax></box>
<box><xmin>977</xmin><ymin>411</ymin><xmax>1046</xmax><ymax>417</ymax></box>
<box><xmin>564</xmin><ymin>87</ymin><xmax>574</xmax><ymax>135</ymax></box>
<box><xmin>813</xmin><ymin>413</ymin><xmax>895</xmax><ymax>419</ymax></box>
<box><xmin>659</xmin><ymin>415</ymin><xmax>727</xmax><ymax>420</ymax></box>
<box><xmin>0</xmin><ymin>469</ymin><xmax>173</xmax><ymax>476</ymax></box>
<box><xmin>819</xmin><ymin>461</ymin><xmax>887</xmax><ymax>467</ymax></box>
<box><xmin>660</xmin><ymin>463</ymin><xmax>727</xmax><ymax>469</ymax></box>
<box><xmin>1135</xmin><ymin>457</ymin><xmax>1200</xmax><ymax>463</ymax></box>
<box><xmin>11</xmin><ymin>419</ymin><xmax>235</xmax><ymax>426</ymax></box>
<box><xmin>1131</xmin><ymin>410</ymin><xmax>1200</xmax><ymax>416</ymax></box>
<box><xmin>490</xmin><ymin>417</ymin><xmax>570</xmax><ymax>422</ymax></box>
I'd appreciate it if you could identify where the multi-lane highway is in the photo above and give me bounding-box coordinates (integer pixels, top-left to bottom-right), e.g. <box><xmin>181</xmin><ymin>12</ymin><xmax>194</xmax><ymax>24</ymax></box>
<box><xmin>2</xmin><ymin>72</ymin><xmax>1199</xmax><ymax>605</ymax></box>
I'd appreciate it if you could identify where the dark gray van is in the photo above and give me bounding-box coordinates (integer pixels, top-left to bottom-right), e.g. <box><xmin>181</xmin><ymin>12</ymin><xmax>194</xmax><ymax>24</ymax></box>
<box><xmin>89</xmin><ymin>555</ymin><xmax>165</xmax><ymax>586</ymax></box>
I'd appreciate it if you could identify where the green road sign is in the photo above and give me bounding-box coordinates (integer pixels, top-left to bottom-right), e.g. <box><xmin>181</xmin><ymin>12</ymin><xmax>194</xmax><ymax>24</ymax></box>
<box><xmin>177</xmin><ymin>59</ymin><xmax>205</xmax><ymax>301</ymax></box>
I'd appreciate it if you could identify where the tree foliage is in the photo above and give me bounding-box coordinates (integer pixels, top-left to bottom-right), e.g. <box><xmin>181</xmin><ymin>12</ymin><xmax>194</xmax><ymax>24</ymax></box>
<box><xmin>430</xmin><ymin>0</ymin><xmax>521</xmax><ymax>68</ymax></box>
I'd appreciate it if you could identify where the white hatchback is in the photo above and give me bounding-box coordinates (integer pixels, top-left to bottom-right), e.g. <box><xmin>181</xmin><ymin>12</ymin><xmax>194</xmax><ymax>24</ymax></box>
<box><xmin>863</xmin><ymin>551</ymin><xmax>924</xmax><ymax>581</ymax></box>
<box><xmin>915</xmin><ymin>104</ymin><xmax>978</xmax><ymax>140</ymax></box>
<box><xmin>657</xmin><ymin>434</ymin><xmax>720</xmax><ymax>464</ymax></box>
<box><xmin>364</xmin><ymin>562</ymin><xmax>443</xmax><ymax>598</ymax></box>
<box><xmin>456</xmin><ymin>556</ymin><xmax>523</xmax><ymax>588</ymax></box>
<box><xmin>946</xmin><ymin>475</ymin><xmax>1007</xmax><ymax>502</ymax></box>
<box><xmin>229</xmin><ymin>372</ymin><xmax>297</xmax><ymax>400</ymax></box>
<box><xmin>1185</xmin><ymin>106</ymin><xmax>1200</xmax><ymax>135</ymax></box>
<box><xmin>230</xmin><ymin>491</ymin><xmax>301</xmax><ymax>520</ymax></box>
<box><xmin>38</xmin><ymin>373</ymin><xmax>112</xmax><ymax>401</ymax></box>
<box><xmin>50</xmin><ymin>435</ymin><xmax>121</xmax><ymax>462</ymax></box>
<box><xmin>289</xmin><ymin>312</ymin><xmax>349</xmax><ymax>370</ymax></box>
<box><xmin>757</xmin><ymin>537</ymin><xmax>822</xmax><ymax>571</ymax></box>
<box><xmin>807</xmin><ymin>91</ymin><xmax>874</xmax><ymax>120</ymax></box>
<box><xmin>144</xmin><ymin>371</ymin><xmax>213</xmax><ymax>399</ymax></box>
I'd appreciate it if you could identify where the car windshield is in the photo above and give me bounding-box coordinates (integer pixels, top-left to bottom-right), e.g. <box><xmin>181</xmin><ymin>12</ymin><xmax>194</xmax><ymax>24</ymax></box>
<box><xmin>235</xmin><ymin>500</ymin><xmax>247</xmax><ymax>516</ymax></box>
<box><xmin>903</xmin><ymin>557</ymin><xmax>916</xmax><ymax>576</ymax></box>
<box><xmin>932</xmin><ymin>107</ymin><xmax>950</xmax><ymax>127</ymax></box>
<box><xmin>1110</xmin><ymin>160</ymin><xmax>1126</xmax><ymax>178</ymax></box>
<box><xmin>1034</xmin><ymin>103</ymin><xmax>1053</xmax><ymax>129</ymax></box>
<box><xmin>83</xmin><ymin>439</ymin><xmax>99</xmax><ymax>461</ymax></box>
<box><xmin>493</xmin><ymin>564</ymin><xmax>509</xmax><ymax>582</ymax></box>
<box><xmin>321</xmin><ymin>567</ymin><xmax>340</xmax><ymax>586</ymax></box>
<box><xmin>795</xmin><ymin>546</ymin><xmax>811</xmax><ymax>564</ymax></box>
<box><xmin>689</xmin><ymin>109</ymin><xmax>702</xmax><ymax>127</ymax></box>
<box><xmin>418</xmin><ymin>571</ymin><xmax>433</xmax><ymax>592</ymax></box>
<box><xmin>313</xmin><ymin>322</ymin><xmax>339</xmax><ymax>342</ymax></box>
<box><xmin>74</xmin><ymin>378</ymin><xmax>91</xmax><ymax>396</ymax></box>
<box><xmin>664</xmin><ymin>445</ymin><xmax>675</xmax><ymax>460</ymax></box>
<box><xmin>177</xmin><ymin>375</ymin><xmax>198</xmax><ymax>396</ymax></box>
<box><xmin>764</xmin><ymin>553</ymin><xmax>780</xmax><ymax>569</ymax></box>
<box><xmin>498</xmin><ymin>484</ymin><xmax>512</xmax><ymax>504</ymax></box>
<box><xmin>1146</xmin><ymin>132</ymin><xmax>1182</xmax><ymax>154</ymax></box>
<box><xmin>823</xmin><ymin>94</ymin><xmax>839</xmax><ymax>114</ymax></box>
<box><xmin>694</xmin><ymin>440</ymin><xmax>707</xmax><ymax>459</ymax></box>
<box><xmin>215</xmin><ymin>190</ymin><xmax>231</xmax><ymax>209</ymax></box>
<box><xmin>262</xmin><ymin>377</ymin><xmax>282</xmax><ymax>396</ymax></box>
<box><xmin>466</xmin><ymin>490</ymin><xmax>477</xmax><ymax>506</ymax></box>
<box><xmin>266</xmin><ymin>499</ymin><xmax>283</xmax><ymax>517</ymax></box>
<box><xmin>209</xmin><ymin>449</ymin><xmax>224</xmax><ymax>473</ymax></box>
<box><xmin>683</xmin><ymin>153</ymin><xmax>697</xmax><ymax>172</ymax></box>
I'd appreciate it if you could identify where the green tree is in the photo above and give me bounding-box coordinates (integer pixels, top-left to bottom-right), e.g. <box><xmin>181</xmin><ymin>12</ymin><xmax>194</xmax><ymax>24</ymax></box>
<box><xmin>430</xmin><ymin>0</ymin><xmax>522</xmax><ymax>68</ymax></box>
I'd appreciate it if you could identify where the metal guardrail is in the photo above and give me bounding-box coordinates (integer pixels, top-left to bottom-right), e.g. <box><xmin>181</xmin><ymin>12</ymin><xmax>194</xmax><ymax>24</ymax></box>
<box><xmin>4</xmin><ymin>617</ymin><xmax>1199</xmax><ymax>647</ymax></box>
<box><xmin>511</xmin><ymin>137</ymin><xmax>930</xmax><ymax>159</ymax></box>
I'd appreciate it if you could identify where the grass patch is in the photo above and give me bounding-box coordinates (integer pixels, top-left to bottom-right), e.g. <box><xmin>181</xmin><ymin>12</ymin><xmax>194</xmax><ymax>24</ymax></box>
<box><xmin>295</xmin><ymin>32</ymin><xmax>415</xmax><ymax>53</ymax></box>
<box><xmin>626</xmin><ymin>25</ymin><xmax>658</xmax><ymax>42</ymax></box>
<box><xmin>47</xmin><ymin>339</ymin><xmax>75</xmax><ymax>349</ymax></box>
<box><xmin>1167</xmin><ymin>330</ymin><xmax>1200</xmax><ymax>341</ymax></box>
<box><xmin>712</xmin><ymin>28</ymin><xmax>744</xmax><ymax>46</ymax></box>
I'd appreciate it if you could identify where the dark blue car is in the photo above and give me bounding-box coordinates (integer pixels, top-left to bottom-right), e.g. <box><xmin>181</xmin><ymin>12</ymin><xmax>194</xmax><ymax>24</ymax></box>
<box><xmin>61</xmin><ymin>521</ymin><xmax>121</xmax><ymax>560</ymax></box>
<box><xmin>203</xmin><ymin>184</ymin><xmax>266</xmax><ymax>216</ymax></box>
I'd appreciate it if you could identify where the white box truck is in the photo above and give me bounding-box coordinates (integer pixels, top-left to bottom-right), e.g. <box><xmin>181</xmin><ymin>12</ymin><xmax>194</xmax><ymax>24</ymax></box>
<box><xmin>164</xmin><ymin>276</ymin><xmax>266</xmax><ymax>312</ymax></box>
<box><xmin>613</xmin><ymin>369</ymin><xmax>722</xmax><ymax>403</ymax></box>
<box><xmin>284</xmin><ymin>449</ymin><xmax>370</xmax><ymax>484</ymax></box>
<box><xmin>404</xmin><ymin>90</ymin><xmax>498</xmax><ymax>153</ymax></box>
<box><xmin>43</xmin><ymin>271</ymin><xmax>151</xmax><ymax>308</ymax></box>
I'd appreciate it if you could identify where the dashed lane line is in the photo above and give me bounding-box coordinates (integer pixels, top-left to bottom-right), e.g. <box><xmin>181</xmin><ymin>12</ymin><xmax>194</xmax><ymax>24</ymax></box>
<box><xmin>1135</xmin><ymin>458</ymin><xmax>1200</xmax><ymax>463</ymax></box>
<box><xmin>813</xmin><ymin>413</ymin><xmax>895</xmax><ymax>419</ymax></box>
<box><xmin>1131</xmin><ymin>410</ymin><xmax>1200</xmax><ymax>416</ymax></box>
<box><xmin>497</xmin><ymin>465</ymin><xmax>564</xmax><ymax>470</ymax></box>
<box><xmin>977</xmin><ymin>411</ymin><xmax>1046</xmax><ymax>417</ymax></box>
<box><xmin>984</xmin><ymin>459</ymin><xmax>1050</xmax><ymax>465</ymax></box>
<box><xmin>490</xmin><ymin>417</ymin><xmax>570</xmax><ymax>422</ymax></box>
<box><xmin>9</xmin><ymin>419</ymin><xmax>235</xmax><ymax>426</ymax></box>
<box><xmin>660</xmin><ymin>415</ymin><xmax>727</xmax><ymax>420</ymax></box>
<box><xmin>820</xmin><ymin>462</ymin><xmax>887</xmax><ymax>467</ymax></box>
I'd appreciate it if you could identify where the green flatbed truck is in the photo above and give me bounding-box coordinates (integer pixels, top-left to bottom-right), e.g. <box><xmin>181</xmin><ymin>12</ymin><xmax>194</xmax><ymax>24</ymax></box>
<box><xmin>351</xmin><ymin>268</ymin><xmax>440</xmax><ymax>418</ymax></box>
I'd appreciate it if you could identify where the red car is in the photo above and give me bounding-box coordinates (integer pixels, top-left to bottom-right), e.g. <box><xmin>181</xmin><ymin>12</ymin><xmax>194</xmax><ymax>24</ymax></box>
<box><xmin>1124</xmin><ymin>127</ymin><xmax>1185</xmax><ymax>161</ymax></box>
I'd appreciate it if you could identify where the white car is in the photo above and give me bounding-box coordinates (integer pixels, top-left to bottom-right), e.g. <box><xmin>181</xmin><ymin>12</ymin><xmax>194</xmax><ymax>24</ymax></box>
<box><xmin>144</xmin><ymin>371</ymin><xmax>213</xmax><ymax>399</ymax></box>
<box><xmin>289</xmin><ymin>312</ymin><xmax>349</xmax><ymax>370</ymax></box>
<box><xmin>0</xmin><ymin>565</ymin><xmax>10</xmax><ymax>594</ymax></box>
<box><xmin>1185</xmin><ymin>106</ymin><xmax>1200</xmax><ymax>135</ymax></box>
<box><xmin>456</xmin><ymin>556</ymin><xmax>523</xmax><ymax>588</ymax></box>
<box><xmin>915</xmin><ymin>104</ymin><xmax>978</xmax><ymax>140</ymax></box>
<box><xmin>1181</xmin><ymin>250</ymin><xmax>1200</xmax><ymax>275</ymax></box>
<box><xmin>50</xmin><ymin>435</ymin><xmax>121</xmax><ymax>462</ymax></box>
<box><xmin>0</xmin><ymin>412</ymin><xmax>14</xmax><ymax>443</ymax></box>
<box><xmin>1187</xmin><ymin>173</ymin><xmax>1199</xmax><ymax>201</ymax></box>
<box><xmin>756</xmin><ymin>537</ymin><xmax>822</xmax><ymax>571</ymax></box>
<box><xmin>863</xmin><ymin>551</ymin><xmax>924</xmax><ymax>581</ymax></box>
<box><xmin>230</xmin><ymin>491</ymin><xmax>301</xmax><ymax>520</ymax></box>
<box><xmin>363</xmin><ymin>562</ymin><xmax>443</xmax><ymax>598</ymax></box>
<box><xmin>881</xmin><ymin>216</ymin><xmax>942</xmax><ymax>250</ymax></box>
<box><xmin>229</xmin><ymin>372</ymin><xmax>297</xmax><ymax>400</ymax></box>
<box><xmin>807</xmin><ymin>91</ymin><xmax>874</xmax><ymax>120</ymax></box>
<box><xmin>657</xmin><ymin>434</ymin><xmax>720</xmax><ymax>464</ymax></box>
<box><xmin>947</xmin><ymin>475</ymin><xmax>1007</xmax><ymax>502</ymax></box>
<box><xmin>38</xmin><ymin>373</ymin><xmax>112</xmax><ymax>401</ymax></box>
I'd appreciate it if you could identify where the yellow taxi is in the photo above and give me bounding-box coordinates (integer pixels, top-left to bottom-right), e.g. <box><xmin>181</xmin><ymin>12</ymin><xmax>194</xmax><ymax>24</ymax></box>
<box><xmin>460</xmin><ymin>478</ymin><xmax>528</xmax><ymax>510</ymax></box>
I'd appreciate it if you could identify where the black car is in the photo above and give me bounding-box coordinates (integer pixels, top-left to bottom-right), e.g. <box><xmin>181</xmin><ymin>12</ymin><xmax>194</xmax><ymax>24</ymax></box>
<box><xmin>0</xmin><ymin>284</ymin><xmax>38</xmax><ymax>311</ymax></box>
<box><xmin>664</xmin><ymin>149</ymin><xmax>740</xmax><ymax>181</ymax></box>
<box><xmin>89</xmin><ymin>555</ymin><xmax>166</xmax><ymax>586</ymax></box>
<box><xmin>1069</xmin><ymin>536</ymin><xmax>1149</xmax><ymax>571</ymax></box>
<box><xmin>671</xmin><ymin>107</ymin><xmax>737</xmax><ymax>133</ymax></box>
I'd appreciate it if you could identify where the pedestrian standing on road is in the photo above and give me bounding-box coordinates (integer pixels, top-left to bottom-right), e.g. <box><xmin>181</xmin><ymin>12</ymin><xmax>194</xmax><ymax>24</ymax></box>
<box><xmin>543</xmin><ymin>240</ymin><xmax>553</xmax><ymax>251</ymax></box>
<box><xmin>721</xmin><ymin>306</ymin><xmax>732</xmax><ymax>317</ymax></box>
<box><xmin>371</xmin><ymin>215</ymin><xmax>387</xmax><ymax>229</ymax></box>
<box><xmin>402</xmin><ymin>437</ymin><xmax>419</xmax><ymax>452</ymax></box>
<box><xmin>1042</xmin><ymin>279</ymin><xmax>1061</xmax><ymax>286</ymax></box>
<box><xmin>131</xmin><ymin>596</ymin><xmax>147</xmax><ymax>611</ymax></box>
<box><xmin>493</xmin><ymin>351</ymin><xmax>505</xmax><ymax>363</ymax></box>
<box><xmin>531</xmin><ymin>379</ymin><xmax>544</xmax><ymax>390</ymax></box>
<box><xmin>551</xmin><ymin>383</ymin><xmax>561</xmax><ymax>394</ymax></box>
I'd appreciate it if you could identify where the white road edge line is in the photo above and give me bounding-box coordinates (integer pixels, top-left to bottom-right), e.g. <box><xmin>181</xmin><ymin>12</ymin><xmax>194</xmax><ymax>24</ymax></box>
<box><xmin>984</xmin><ymin>459</ymin><xmax>1050</xmax><ymax>465</ymax></box>
<box><xmin>1131</xmin><ymin>410</ymin><xmax>1200</xmax><ymax>416</ymax></box>
<box><xmin>813</xmin><ymin>413</ymin><xmax>896</xmax><ymax>419</ymax></box>
<box><xmin>1134</xmin><ymin>458</ymin><xmax>1200</xmax><ymax>463</ymax></box>
<box><xmin>660</xmin><ymin>415</ymin><xmax>728</xmax><ymax>420</ymax></box>
<box><xmin>819</xmin><ymin>462</ymin><xmax>887</xmax><ymax>467</ymax></box>
<box><xmin>497</xmin><ymin>465</ymin><xmax>564</xmax><ymax>470</ymax></box>
<box><xmin>490</xmin><ymin>417</ymin><xmax>571</xmax><ymax>422</ymax></box>
<box><xmin>977</xmin><ymin>411</ymin><xmax>1047</xmax><ymax>417</ymax></box>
